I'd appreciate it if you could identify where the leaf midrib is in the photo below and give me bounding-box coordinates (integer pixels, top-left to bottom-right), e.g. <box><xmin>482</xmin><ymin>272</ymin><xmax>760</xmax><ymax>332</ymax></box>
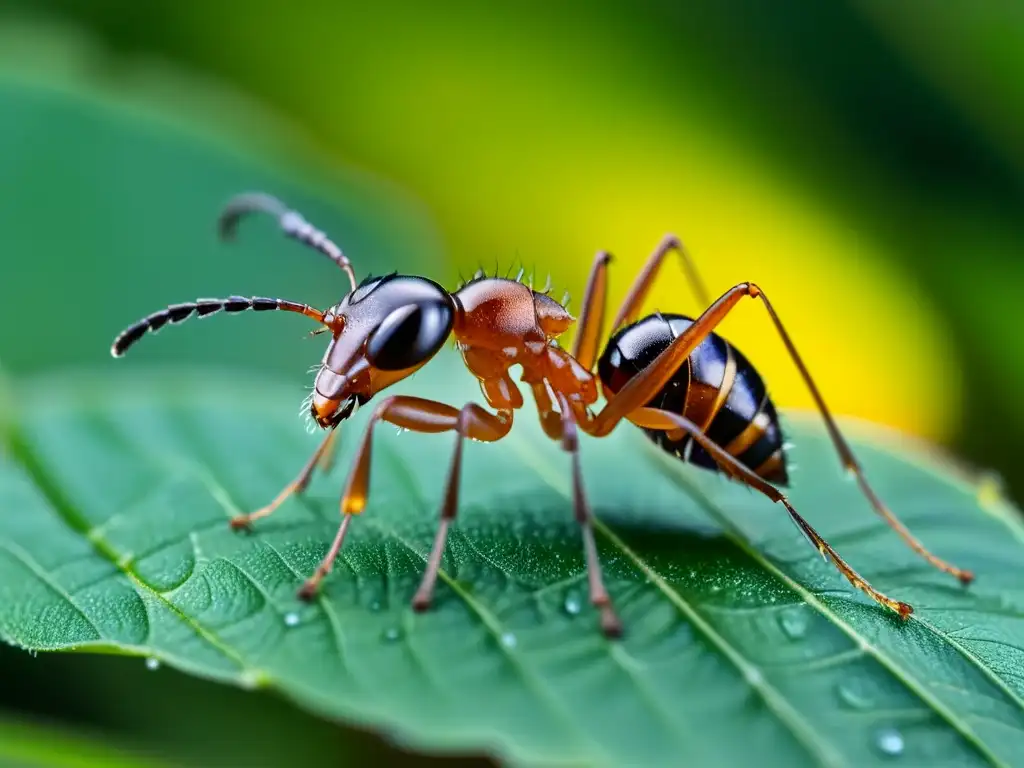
<box><xmin>1</xmin><ymin>419</ymin><xmax>251</xmax><ymax>676</ymax></box>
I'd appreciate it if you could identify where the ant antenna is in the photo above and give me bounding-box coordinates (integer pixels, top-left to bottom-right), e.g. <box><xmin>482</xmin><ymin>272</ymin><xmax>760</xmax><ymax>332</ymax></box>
<box><xmin>111</xmin><ymin>296</ymin><xmax>327</xmax><ymax>357</ymax></box>
<box><xmin>219</xmin><ymin>192</ymin><xmax>358</xmax><ymax>292</ymax></box>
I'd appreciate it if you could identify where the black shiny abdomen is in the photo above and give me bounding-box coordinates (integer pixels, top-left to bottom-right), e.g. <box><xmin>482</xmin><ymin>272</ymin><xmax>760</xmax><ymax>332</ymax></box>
<box><xmin>597</xmin><ymin>314</ymin><xmax>788</xmax><ymax>485</ymax></box>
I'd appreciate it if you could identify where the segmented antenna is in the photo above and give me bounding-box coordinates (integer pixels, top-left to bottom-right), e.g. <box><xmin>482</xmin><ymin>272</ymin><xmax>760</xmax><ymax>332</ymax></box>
<box><xmin>218</xmin><ymin>192</ymin><xmax>357</xmax><ymax>291</ymax></box>
<box><xmin>110</xmin><ymin>296</ymin><xmax>325</xmax><ymax>357</ymax></box>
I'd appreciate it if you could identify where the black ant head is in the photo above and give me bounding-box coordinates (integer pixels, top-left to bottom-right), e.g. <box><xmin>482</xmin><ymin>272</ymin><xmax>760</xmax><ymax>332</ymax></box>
<box><xmin>110</xmin><ymin>193</ymin><xmax>458</xmax><ymax>430</ymax></box>
<box><xmin>309</xmin><ymin>274</ymin><xmax>456</xmax><ymax>428</ymax></box>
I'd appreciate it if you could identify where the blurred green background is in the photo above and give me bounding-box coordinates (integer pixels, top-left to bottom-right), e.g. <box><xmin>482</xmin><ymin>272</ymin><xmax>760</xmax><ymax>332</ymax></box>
<box><xmin>1</xmin><ymin>1</ymin><xmax>1023</xmax><ymax>765</ymax></box>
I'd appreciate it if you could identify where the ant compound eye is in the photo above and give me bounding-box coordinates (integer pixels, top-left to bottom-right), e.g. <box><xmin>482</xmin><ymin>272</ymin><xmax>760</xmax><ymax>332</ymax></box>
<box><xmin>366</xmin><ymin>301</ymin><xmax>453</xmax><ymax>371</ymax></box>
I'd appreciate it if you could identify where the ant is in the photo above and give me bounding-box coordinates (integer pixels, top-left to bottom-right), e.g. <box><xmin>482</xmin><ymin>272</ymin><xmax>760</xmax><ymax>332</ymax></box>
<box><xmin>111</xmin><ymin>192</ymin><xmax>974</xmax><ymax>637</ymax></box>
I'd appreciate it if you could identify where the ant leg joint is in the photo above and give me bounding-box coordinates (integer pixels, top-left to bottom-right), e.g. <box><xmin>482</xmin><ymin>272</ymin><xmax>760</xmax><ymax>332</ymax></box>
<box><xmin>659</xmin><ymin>233</ymin><xmax>684</xmax><ymax>250</ymax></box>
<box><xmin>297</xmin><ymin>580</ymin><xmax>320</xmax><ymax>602</ymax></box>
<box><xmin>601</xmin><ymin>613</ymin><xmax>624</xmax><ymax>639</ymax></box>
<box><xmin>228</xmin><ymin>516</ymin><xmax>255</xmax><ymax>533</ymax></box>
<box><xmin>593</xmin><ymin>596</ymin><xmax>623</xmax><ymax>638</ymax></box>
<box><xmin>297</xmin><ymin>562</ymin><xmax>334</xmax><ymax>602</ymax></box>
<box><xmin>411</xmin><ymin>595</ymin><xmax>432</xmax><ymax>613</ymax></box>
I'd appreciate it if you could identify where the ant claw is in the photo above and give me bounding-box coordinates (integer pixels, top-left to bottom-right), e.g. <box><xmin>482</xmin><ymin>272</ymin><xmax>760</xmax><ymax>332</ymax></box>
<box><xmin>297</xmin><ymin>581</ymin><xmax>320</xmax><ymax>602</ymax></box>
<box><xmin>411</xmin><ymin>595</ymin><xmax>432</xmax><ymax>613</ymax></box>
<box><xmin>599</xmin><ymin>606</ymin><xmax>624</xmax><ymax>639</ymax></box>
<box><xmin>895</xmin><ymin>601</ymin><xmax>914</xmax><ymax>620</ymax></box>
<box><xmin>229</xmin><ymin>515</ymin><xmax>255</xmax><ymax>533</ymax></box>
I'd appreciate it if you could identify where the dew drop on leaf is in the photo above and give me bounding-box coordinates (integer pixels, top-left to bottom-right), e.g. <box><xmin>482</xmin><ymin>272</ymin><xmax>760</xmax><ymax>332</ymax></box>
<box><xmin>778</xmin><ymin>607</ymin><xmax>809</xmax><ymax>640</ymax></box>
<box><xmin>369</xmin><ymin>600</ymin><xmax>383</xmax><ymax>613</ymax></box>
<box><xmin>381</xmin><ymin>627</ymin><xmax>403</xmax><ymax>643</ymax></box>
<box><xmin>563</xmin><ymin>592</ymin><xmax>582</xmax><ymax>616</ymax></box>
<box><xmin>500</xmin><ymin>632</ymin><xmax>517</xmax><ymax>649</ymax></box>
<box><xmin>875</xmin><ymin>727</ymin><xmax>905</xmax><ymax>757</ymax></box>
<box><xmin>145</xmin><ymin>657</ymin><xmax>161</xmax><ymax>671</ymax></box>
<box><xmin>284</xmin><ymin>612</ymin><xmax>300</xmax><ymax>628</ymax></box>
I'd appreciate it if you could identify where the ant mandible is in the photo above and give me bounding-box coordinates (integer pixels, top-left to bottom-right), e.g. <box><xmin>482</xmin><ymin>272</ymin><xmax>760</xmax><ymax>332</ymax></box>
<box><xmin>111</xmin><ymin>192</ymin><xmax>974</xmax><ymax>637</ymax></box>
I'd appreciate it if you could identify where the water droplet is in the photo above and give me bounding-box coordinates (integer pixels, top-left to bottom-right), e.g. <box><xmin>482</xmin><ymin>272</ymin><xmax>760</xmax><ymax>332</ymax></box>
<box><xmin>563</xmin><ymin>592</ymin><xmax>582</xmax><ymax>616</ymax></box>
<box><xmin>369</xmin><ymin>600</ymin><xmax>382</xmax><ymax>613</ymax></box>
<box><xmin>145</xmin><ymin>657</ymin><xmax>160</xmax><ymax>671</ymax></box>
<box><xmin>500</xmin><ymin>632</ymin><xmax>517</xmax><ymax>649</ymax></box>
<box><xmin>875</xmin><ymin>727</ymin><xmax>904</xmax><ymax>757</ymax></box>
<box><xmin>837</xmin><ymin>679</ymin><xmax>874</xmax><ymax>710</ymax></box>
<box><xmin>381</xmin><ymin>627</ymin><xmax>402</xmax><ymax>643</ymax></box>
<box><xmin>284</xmin><ymin>612</ymin><xmax>300</xmax><ymax>628</ymax></box>
<box><xmin>778</xmin><ymin>607</ymin><xmax>809</xmax><ymax>640</ymax></box>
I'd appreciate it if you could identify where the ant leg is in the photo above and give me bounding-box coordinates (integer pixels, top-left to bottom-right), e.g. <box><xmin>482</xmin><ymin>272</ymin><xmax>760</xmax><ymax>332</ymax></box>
<box><xmin>736</xmin><ymin>288</ymin><xmax>973</xmax><ymax>585</ymax></box>
<box><xmin>298</xmin><ymin>396</ymin><xmax>512</xmax><ymax>600</ymax></box>
<box><xmin>229</xmin><ymin>427</ymin><xmax>339</xmax><ymax>531</ymax></box>
<box><xmin>556</xmin><ymin>393</ymin><xmax>622</xmax><ymax>637</ymax></box>
<box><xmin>586</xmin><ymin>282</ymin><xmax>758</xmax><ymax>436</ymax></box>
<box><xmin>587</xmin><ymin>281</ymin><xmax>971</xmax><ymax>584</ymax></box>
<box><xmin>411</xmin><ymin>403</ymin><xmax>514</xmax><ymax>610</ymax></box>
<box><xmin>572</xmin><ymin>251</ymin><xmax>612</xmax><ymax>370</ymax></box>
<box><xmin>527</xmin><ymin>379</ymin><xmax>567</xmax><ymax>440</ymax></box>
<box><xmin>571</xmin><ymin>237</ymin><xmax>709</xmax><ymax>372</ymax></box>
<box><xmin>317</xmin><ymin>428</ymin><xmax>341</xmax><ymax>473</ymax></box>
<box><xmin>611</xmin><ymin>234</ymin><xmax>711</xmax><ymax>332</ymax></box>
<box><xmin>633</xmin><ymin>407</ymin><xmax>914</xmax><ymax>619</ymax></box>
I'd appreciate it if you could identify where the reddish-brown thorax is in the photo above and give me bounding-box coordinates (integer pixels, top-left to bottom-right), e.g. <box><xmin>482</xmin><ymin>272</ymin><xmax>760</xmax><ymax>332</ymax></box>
<box><xmin>452</xmin><ymin>278</ymin><xmax>598</xmax><ymax>412</ymax></box>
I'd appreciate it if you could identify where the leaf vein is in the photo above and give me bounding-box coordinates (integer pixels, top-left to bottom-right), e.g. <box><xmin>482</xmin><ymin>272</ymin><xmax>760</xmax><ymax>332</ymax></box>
<box><xmin>362</xmin><ymin>510</ymin><xmax>607</xmax><ymax>765</ymax></box>
<box><xmin>507</xmin><ymin>434</ymin><xmax>848</xmax><ymax>768</ymax></box>
<box><xmin>0</xmin><ymin>540</ymin><xmax>103</xmax><ymax>642</ymax></box>
<box><xmin>653</xmin><ymin>464</ymin><xmax>1012</xmax><ymax>768</ymax></box>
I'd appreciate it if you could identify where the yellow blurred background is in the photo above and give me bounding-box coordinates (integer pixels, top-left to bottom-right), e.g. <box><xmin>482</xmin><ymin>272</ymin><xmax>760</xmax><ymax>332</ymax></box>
<box><xmin>145</xmin><ymin>2</ymin><xmax>965</xmax><ymax>439</ymax></box>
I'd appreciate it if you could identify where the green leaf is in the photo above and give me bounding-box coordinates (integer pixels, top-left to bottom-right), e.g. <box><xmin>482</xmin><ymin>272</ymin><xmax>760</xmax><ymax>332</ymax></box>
<box><xmin>1</xmin><ymin>359</ymin><xmax>1022</xmax><ymax>768</ymax></box>
<box><xmin>0</xmin><ymin>716</ymin><xmax>170</xmax><ymax>768</ymax></box>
